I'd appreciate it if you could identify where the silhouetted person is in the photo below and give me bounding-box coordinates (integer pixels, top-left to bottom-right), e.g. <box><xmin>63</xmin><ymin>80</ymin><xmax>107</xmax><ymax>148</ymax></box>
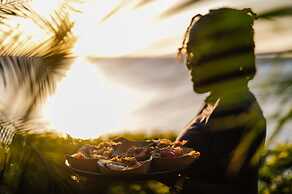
<box><xmin>175</xmin><ymin>8</ymin><xmax>266</xmax><ymax>194</ymax></box>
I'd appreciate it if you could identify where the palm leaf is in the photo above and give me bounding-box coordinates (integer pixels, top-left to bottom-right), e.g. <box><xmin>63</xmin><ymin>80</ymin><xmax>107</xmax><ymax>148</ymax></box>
<box><xmin>269</xmin><ymin>108</ymin><xmax>292</xmax><ymax>144</ymax></box>
<box><xmin>0</xmin><ymin>1</ymin><xmax>76</xmax><ymax>143</ymax></box>
<box><xmin>0</xmin><ymin>0</ymin><xmax>30</xmax><ymax>5</ymax></box>
<box><xmin>160</xmin><ymin>0</ymin><xmax>203</xmax><ymax>18</ymax></box>
<box><xmin>100</xmin><ymin>0</ymin><xmax>129</xmax><ymax>22</ymax></box>
<box><xmin>257</xmin><ymin>6</ymin><xmax>292</xmax><ymax>19</ymax></box>
<box><xmin>134</xmin><ymin>0</ymin><xmax>155</xmax><ymax>8</ymax></box>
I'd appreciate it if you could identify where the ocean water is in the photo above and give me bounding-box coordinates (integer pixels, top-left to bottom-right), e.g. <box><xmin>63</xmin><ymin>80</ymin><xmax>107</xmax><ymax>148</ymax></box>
<box><xmin>87</xmin><ymin>56</ymin><xmax>292</xmax><ymax>144</ymax></box>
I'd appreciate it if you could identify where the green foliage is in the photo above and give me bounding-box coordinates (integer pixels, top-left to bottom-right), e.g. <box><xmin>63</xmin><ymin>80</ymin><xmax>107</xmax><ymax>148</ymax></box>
<box><xmin>0</xmin><ymin>131</ymin><xmax>177</xmax><ymax>194</ymax></box>
<box><xmin>0</xmin><ymin>1</ymin><xmax>291</xmax><ymax>194</ymax></box>
<box><xmin>0</xmin><ymin>131</ymin><xmax>291</xmax><ymax>194</ymax></box>
<box><xmin>259</xmin><ymin>144</ymin><xmax>292</xmax><ymax>194</ymax></box>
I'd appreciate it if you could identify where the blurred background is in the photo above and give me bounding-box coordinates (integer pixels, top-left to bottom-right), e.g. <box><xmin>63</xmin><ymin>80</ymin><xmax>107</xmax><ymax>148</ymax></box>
<box><xmin>33</xmin><ymin>0</ymin><xmax>292</xmax><ymax>144</ymax></box>
<box><xmin>0</xmin><ymin>1</ymin><xmax>291</xmax><ymax>194</ymax></box>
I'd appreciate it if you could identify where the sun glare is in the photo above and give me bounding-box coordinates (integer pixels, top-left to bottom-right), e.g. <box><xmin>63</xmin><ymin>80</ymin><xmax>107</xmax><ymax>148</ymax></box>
<box><xmin>73</xmin><ymin>0</ymin><xmax>198</xmax><ymax>57</ymax></box>
<box><xmin>42</xmin><ymin>58</ymin><xmax>145</xmax><ymax>138</ymax></box>
<box><xmin>31</xmin><ymin>0</ymin><xmax>62</xmax><ymax>18</ymax></box>
<box><xmin>37</xmin><ymin>0</ymin><xmax>210</xmax><ymax>138</ymax></box>
<box><xmin>39</xmin><ymin>0</ymin><xmax>201</xmax><ymax>138</ymax></box>
<box><xmin>22</xmin><ymin>0</ymin><xmax>201</xmax><ymax>58</ymax></box>
<box><xmin>6</xmin><ymin>0</ymin><xmax>289</xmax><ymax>139</ymax></box>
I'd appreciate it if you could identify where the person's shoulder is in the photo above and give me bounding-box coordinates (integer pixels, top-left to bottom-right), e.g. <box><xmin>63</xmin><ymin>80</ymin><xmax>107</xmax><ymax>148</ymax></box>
<box><xmin>247</xmin><ymin>92</ymin><xmax>265</xmax><ymax>117</ymax></box>
<box><xmin>244</xmin><ymin>92</ymin><xmax>267</xmax><ymax>130</ymax></box>
<box><xmin>179</xmin><ymin>102</ymin><xmax>211</xmax><ymax>132</ymax></box>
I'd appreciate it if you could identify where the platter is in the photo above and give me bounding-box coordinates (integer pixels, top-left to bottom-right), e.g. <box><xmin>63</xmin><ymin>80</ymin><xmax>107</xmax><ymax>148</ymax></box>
<box><xmin>65</xmin><ymin>138</ymin><xmax>200</xmax><ymax>181</ymax></box>
<box><xmin>65</xmin><ymin>155</ymin><xmax>192</xmax><ymax>181</ymax></box>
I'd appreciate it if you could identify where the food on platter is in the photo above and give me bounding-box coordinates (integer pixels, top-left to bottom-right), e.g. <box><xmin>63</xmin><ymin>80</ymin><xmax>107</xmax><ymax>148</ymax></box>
<box><xmin>68</xmin><ymin>137</ymin><xmax>200</xmax><ymax>175</ymax></box>
<box><xmin>144</xmin><ymin>139</ymin><xmax>200</xmax><ymax>171</ymax></box>
<box><xmin>97</xmin><ymin>157</ymin><xmax>151</xmax><ymax>175</ymax></box>
<box><xmin>66</xmin><ymin>154</ymin><xmax>100</xmax><ymax>172</ymax></box>
<box><xmin>151</xmin><ymin>147</ymin><xmax>200</xmax><ymax>171</ymax></box>
<box><xmin>155</xmin><ymin>146</ymin><xmax>184</xmax><ymax>158</ymax></box>
<box><xmin>67</xmin><ymin>141</ymin><xmax>121</xmax><ymax>171</ymax></box>
<box><xmin>154</xmin><ymin>139</ymin><xmax>187</xmax><ymax>147</ymax></box>
<box><xmin>71</xmin><ymin>152</ymin><xmax>87</xmax><ymax>160</ymax></box>
<box><xmin>79</xmin><ymin>141</ymin><xmax>122</xmax><ymax>159</ymax></box>
<box><xmin>126</xmin><ymin>147</ymin><xmax>152</xmax><ymax>161</ymax></box>
<box><xmin>111</xmin><ymin>156</ymin><xmax>139</xmax><ymax>166</ymax></box>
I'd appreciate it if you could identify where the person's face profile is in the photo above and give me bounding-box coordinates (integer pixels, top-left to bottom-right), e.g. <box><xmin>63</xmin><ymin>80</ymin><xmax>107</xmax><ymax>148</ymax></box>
<box><xmin>184</xmin><ymin>12</ymin><xmax>254</xmax><ymax>95</ymax></box>
<box><xmin>185</xmin><ymin>49</ymin><xmax>209</xmax><ymax>94</ymax></box>
<box><xmin>185</xmin><ymin>35</ymin><xmax>213</xmax><ymax>93</ymax></box>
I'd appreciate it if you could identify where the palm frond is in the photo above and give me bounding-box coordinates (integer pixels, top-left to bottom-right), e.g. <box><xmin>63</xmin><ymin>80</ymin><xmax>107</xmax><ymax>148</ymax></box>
<box><xmin>100</xmin><ymin>0</ymin><xmax>129</xmax><ymax>22</ymax></box>
<box><xmin>134</xmin><ymin>0</ymin><xmax>155</xmax><ymax>8</ymax></box>
<box><xmin>0</xmin><ymin>0</ymin><xmax>30</xmax><ymax>5</ymax></box>
<box><xmin>269</xmin><ymin>108</ymin><xmax>292</xmax><ymax>144</ymax></box>
<box><xmin>0</xmin><ymin>1</ymin><xmax>75</xmax><ymax>57</ymax></box>
<box><xmin>257</xmin><ymin>50</ymin><xmax>292</xmax><ymax>57</ymax></box>
<box><xmin>160</xmin><ymin>0</ymin><xmax>203</xmax><ymax>18</ymax></box>
<box><xmin>257</xmin><ymin>6</ymin><xmax>292</xmax><ymax>19</ymax></box>
<box><xmin>0</xmin><ymin>1</ymin><xmax>76</xmax><ymax>129</ymax></box>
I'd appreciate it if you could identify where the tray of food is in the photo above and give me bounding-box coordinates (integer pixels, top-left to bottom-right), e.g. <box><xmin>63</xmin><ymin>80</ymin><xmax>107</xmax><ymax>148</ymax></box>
<box><xmin>65</xmin><ymin>137</ymin><xmax>200</xmax><ymax>180</ymax></box>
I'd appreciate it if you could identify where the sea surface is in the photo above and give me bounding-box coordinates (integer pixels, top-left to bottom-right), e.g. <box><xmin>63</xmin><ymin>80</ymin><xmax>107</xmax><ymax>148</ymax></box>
<box><xmin>87</xmin><ymin>56</ymin><xmax>292</xmax><ymax>144</ymax></box>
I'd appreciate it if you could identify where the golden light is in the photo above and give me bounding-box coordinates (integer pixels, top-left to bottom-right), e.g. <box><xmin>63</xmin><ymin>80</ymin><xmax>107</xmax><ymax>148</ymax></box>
<box><xmin>38</xmin><ymin>0</ymin><xmax>210</xmax><ymax>138</ymax></box>
<box><xmin>37</xmin><ymin>0</ymin><xmax>288</xmax><ymax>138</ymax></box>
<box><xmin>42</xmin><ymin>58</ymin><xmax>146</xmax><ymax>138</ymax></box>
<box><xmin>73</xmin><ymin>0</ymin><xmax>196</xmax><ymax>57</ymax></box>
<box><xmin>2</xmin><ymin>0</ymin><xmax>291</xmax><ymax>139</ymax></box>
<box><xmin>31</xmin><ymin>0</ymin><xmax>62</xmax><ymax>18</ymax></box>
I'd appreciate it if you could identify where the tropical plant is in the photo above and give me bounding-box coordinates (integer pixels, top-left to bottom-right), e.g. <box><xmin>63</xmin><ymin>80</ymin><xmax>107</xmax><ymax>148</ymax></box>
<box><xmin>0</xmin><ymin>1</ymin><xmax>291</xmax><ymax>194</ymax></box>
<box><xmin>259</xmin><ymin>144</ymin><xmax>292</xmax><ymax>194</ymax></box>
<box><xmin>0</xmin><ymin>2</ymin><xmax>78</xmax><ymax>192</ymax></box>
<box><xmin>0</xmin><ymin>0</ymin><xmax>77</xmax><ymax>146</ymax></box>
<box><xmin>0</xmin><ymin>0</ymin><xmax>290</xmax><ymax>148</ymax></box>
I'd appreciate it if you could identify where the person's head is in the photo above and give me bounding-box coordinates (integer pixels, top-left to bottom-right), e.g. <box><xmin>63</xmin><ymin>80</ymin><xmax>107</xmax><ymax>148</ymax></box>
<box><xmin>178</xmin><ymin>8</ymin><xmax>257</xmax><ymax>94</ymax></box>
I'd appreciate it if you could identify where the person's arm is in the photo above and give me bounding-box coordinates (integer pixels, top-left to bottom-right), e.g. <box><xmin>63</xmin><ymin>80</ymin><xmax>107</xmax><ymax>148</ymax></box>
<box><xmin>156</xmin><ymin>120</ymin><xmax>210</xmax><ymax>187</ymax></box>
<box><xmin>177</xmin><ymin>118</ymin><xmax>209</xmax><ymax>155</ymax></box>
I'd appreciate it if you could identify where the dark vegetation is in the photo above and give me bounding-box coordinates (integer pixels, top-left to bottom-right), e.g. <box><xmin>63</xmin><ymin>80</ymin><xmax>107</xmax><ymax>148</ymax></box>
<box><xmin>0</xmin><ymin>1</ymin><xmax>292</xmax><ymax>194</ymax></box>
<box><xmin>0</xmin><ymin>131</ymin><xmax>291</xmax><ymax>194</ymax></box>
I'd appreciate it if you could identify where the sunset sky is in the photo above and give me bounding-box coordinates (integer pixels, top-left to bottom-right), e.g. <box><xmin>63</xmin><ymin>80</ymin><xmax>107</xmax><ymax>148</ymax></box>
<box><xmin>71</xmin><ymin>0</ymin><xmax>292</xmax><ymax>57</ymax></box>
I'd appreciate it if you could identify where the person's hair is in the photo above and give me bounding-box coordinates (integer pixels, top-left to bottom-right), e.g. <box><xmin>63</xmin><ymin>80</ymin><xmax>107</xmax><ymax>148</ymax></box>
<box><xmin>178</xmin><ymin>8</ymin><xmax>257</xmax><ymax>81</ymax></box>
